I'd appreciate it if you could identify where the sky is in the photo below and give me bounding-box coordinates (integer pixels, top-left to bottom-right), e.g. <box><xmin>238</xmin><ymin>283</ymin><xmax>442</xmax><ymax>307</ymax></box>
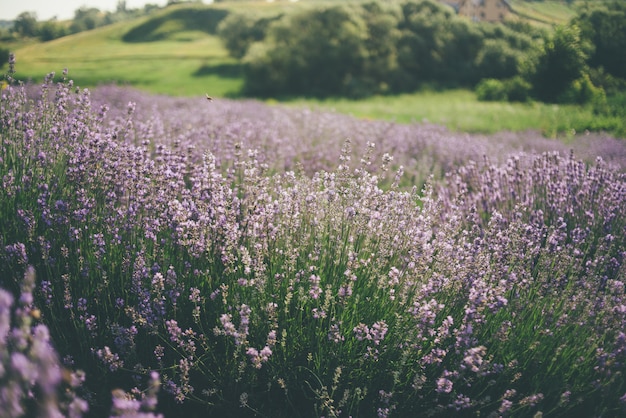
<box><xmin>1</xmin><ymin>0</ymin><xmax>176</xmax><ymax>21</ymax></box>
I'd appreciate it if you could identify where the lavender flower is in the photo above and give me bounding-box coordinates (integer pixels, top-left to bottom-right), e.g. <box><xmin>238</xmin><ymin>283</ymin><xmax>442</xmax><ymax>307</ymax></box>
<box><xmin>246</xmin><ymin>345</ymin><xmax>273</xmax><ymax>369</ymax></box>
<box><xmin>110</xmin><ymin>371</ymin><xmax>163</xmax><ymax>418</ymax></box>
<box><xmin>2</xmin><ymin>70</ymin><xmax>626</xmax><ymax>417</ymax></box>
<box><xmin>436</xmin><ymin>377</ymin><xmax>453</xmax><ymax>394</ymax></box>
<box><xmin>0</xmin><ymin>268</ymin><xmax>88</xmax><ymax>417</ymax></box>
<box><xmin>94</xmin><ymin>346</ymin><xmax>124</xmax><ymax>372</ymax></box>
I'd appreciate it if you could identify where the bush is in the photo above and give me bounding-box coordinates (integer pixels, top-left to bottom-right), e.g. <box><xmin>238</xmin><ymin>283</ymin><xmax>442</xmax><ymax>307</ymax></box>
<box><xmin>575</xmin><ymin>3</ymin><xmax>626</xmax><ymax>80</ymax></box>
<box><xmin>504</xmin><ymin>76</ymin><xmax>532</xmax><ymax>102</ymax></box>
<box><xmin>474</xmin><ymin>39</ymin><xmax>523</xmax><ymax>81</ymax></box>
<box><xmin>217</xmin><ymin>13</ymin><xmax>278</xmax><ymax>59</ymax></box>
<box><xmin>0</xmin><ymin>47</ymin><xmax>9</xmax><ymax>68</ymax></box>
<box><xmin>557</xmin><ymin>73</ymin><xmax>606</xmax><ymax>104</ymax></box>
<box><xmin>243</xmin><ymin>6</ymin><xmax>369</xmax><ymax>97</ymax></box>
<box><xmin>476</xmin><ymin>78</ymin><xmax>507</xmax><ymax>101</ymax></box>
<box><xmin>592</xmin><ymin>91</ymin><xmax>626</xmax><ymax>136</ymax></box>
<box><xmin>603</xmin><ymin>91</ymin><xmax>626</xmax><ymax>117</ymax></box>
<box><xmin>528</xmin><ymin>24</ymin><xmax>589</xmax><ymax>103</ymax></box>
<box><xmin>39</xmin><ymin>20</ymin><xmax>69</xmax><ymax>41</ymax></box>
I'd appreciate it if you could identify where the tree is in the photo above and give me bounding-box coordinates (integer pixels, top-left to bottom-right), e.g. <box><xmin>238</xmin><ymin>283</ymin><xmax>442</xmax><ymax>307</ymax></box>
<box><xmin>0</xmin><ymin>47</ymin><xmax>10</xmax><ymax>68</ymax></box>
<box><xmin>575</xmin><ymin>3</ymin><xmax>626</xmax><ymax>80</ymax></box>
<box><xmin>12</xmin><ymin>12</ymin><xmax>39</xmax><ymax>38</ymax></box>
<box><xmin>438</xmin><ymin>18</ymin><xmax>484</xmax><ymax>85</ymax></box>
<box><xmin>475</xmin><ymin>39</ymin><xmax>523</xmax><ymax>80</ymax></box>
<box><xmin>217</xmin><ymin>13</ymin><xmax>278</xmax><ymax>59</ymax></box>
<box><xmin>39</xmin><ymin>19</ymin><xmax>68</xmax><ymax>41</ymax></box>
<box><xmin>527</xmin><ymin>24</ymin><xmax>589</xmax><ymax>102</ymax></box>
<box><xmin>117</xmin><ymin>1</ymin><xmax>128</xmax><ymax>13</ymax></box>
<box><xmin>359</xmin><ymin>2</ymin><xmax>401</xmax><ymax>94</ymax></box>
<box><xmin>243</xmin><ymin>6</ymin><xmax>369</xmax><ymax>98</ymax></box>
<box><xmin>70</xmin><ymin>7</ymin><xmax>103</xmax><ymax>33</ymax></box>
<box><xmin>396</xmin><ymin>1</ymin><xmax>452</xmax><ymax>86</ymax></box>
<box><xmin>395</xmin><ymin>0</ymin><xmax>487</xmax><ymax>87</ymax></box>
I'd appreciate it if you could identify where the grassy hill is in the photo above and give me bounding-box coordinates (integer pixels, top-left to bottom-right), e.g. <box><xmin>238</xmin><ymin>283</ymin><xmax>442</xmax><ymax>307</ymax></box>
<box><xmin>4</xmin><ymin>1</ymin><xmax>354</xmax><ymax>96</ymax></box>
<box><xmin>7</xmin><ymin>3</ymin><xmax>240</xmax><ymax>96</ymax></box>
<box><xmin>5</xmin><ymin>0</ymin><xmax>586</xmax><ymax>96</ymax></box>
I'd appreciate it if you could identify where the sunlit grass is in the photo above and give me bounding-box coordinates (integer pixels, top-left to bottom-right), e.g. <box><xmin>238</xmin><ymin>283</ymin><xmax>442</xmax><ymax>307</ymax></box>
<box><xmin>282</xmin><ymin>90</ymin><xmax>613</xmax><ymax>137</ymax></box>
<box><xmin>6</xmin><ymin>12</ymin><xmax>242</xmax><ymax>97</ymax></box>
<box><xmin>507</xmin><ymin>0</ymin><xmax>577</xmax><ymax>25</ymax></box>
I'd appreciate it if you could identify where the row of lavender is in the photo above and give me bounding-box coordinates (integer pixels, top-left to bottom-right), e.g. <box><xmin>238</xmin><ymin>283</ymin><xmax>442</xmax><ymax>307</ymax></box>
<box><xmin>1</xmin><ymin>71</ymin><xmax>626</xmax><ymax>417</ymax></box>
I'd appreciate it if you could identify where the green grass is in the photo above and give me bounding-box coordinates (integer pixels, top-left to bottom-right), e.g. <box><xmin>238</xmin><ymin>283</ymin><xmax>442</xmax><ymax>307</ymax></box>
<box><xmin>6</xmin><ymin>4</ymin><xmax>242</xmax><ymax>97</ymax></box>
<box><xmin>282</xmin><ymin>90</ymin><xmax>613</xmax><ymax>137</ymax></box>
<box><xmin>507</xmin><ymin>0</ymin><xmax>578</xmax><ymax>26</ymax></box>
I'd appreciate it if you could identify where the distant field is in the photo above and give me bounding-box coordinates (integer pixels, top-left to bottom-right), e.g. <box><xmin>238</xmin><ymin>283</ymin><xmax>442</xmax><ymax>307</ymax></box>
<box><xmin>507</xmin><ymin>0</ymin><xmax>577</xmax><ymax>25</ymax></box>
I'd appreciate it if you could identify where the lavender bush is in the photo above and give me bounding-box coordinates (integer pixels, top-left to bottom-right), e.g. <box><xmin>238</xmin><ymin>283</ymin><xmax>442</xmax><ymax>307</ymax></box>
<box><xmin>0</xmin><ymin>266</ymin><xmax>86</xmax><ymax>418</ymax></box>
<box><xmin>1</xmin><ymin>68</ymin><xmax>626</xmax><ymax>417</ymax></box>
<box><xmin>0</xmin><ymin>267</ymin><xmax>161</xmax><ymax>418</ymax></box>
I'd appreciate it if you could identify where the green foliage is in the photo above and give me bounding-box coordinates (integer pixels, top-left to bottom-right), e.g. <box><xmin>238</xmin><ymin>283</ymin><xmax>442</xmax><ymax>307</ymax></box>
<box><xmin>0</xmin><ymin>47</ymin><xmax>9</xmax><ymax>68</ymax></box>
<box><xmin>39</xmin><ymin>20</ymin><xmax>69</xmax><ymax>42</ymax></box>
<box><xmin>591</xmin><ymin>91</ymin><xmax>626</xmax><ymax>136</ymax></box>
<box><xmin>603</xmin><ymin>91</ymin><xmax>626</xmax><ymax>118</ymax></box>
<box><xmin>492</xmin><ymin>3</ymin><xmax>625</xmax><ymax>107</ymax></box>
<box><xmin>575</xmin><ymin>1</ymin><xmax>626</xmax><ymax>80</ymax></box>
<box><xmin>70</xmin><ymin>7</ymin><xmax>105</xmax><ymax>33</ymax></box>
<box><xmin>395</xmin><ymin>0</ymin><xmax>457</xmax><ymax>88</ymax></box>
<box><xmin>475</xmin><ymin>76</ymin><xmax>532</xmax><ymax>102</ymax></box>
<box><xmin>527</xmin><ymin>24</ymin><xmax>590</xmax><ymax>102</ymax></box>
<box><xmin>476</xmin><ymin>76</ymin><xmax>531</xmax><ymax>103</ymax></box>
<box><xmin>476</xmin><ymin>78</ymin><xmax>507</xmax><ymax>101</ymax></box>
<box><xmin>243</xmin><ymin>6</ymin><xmax>370</xmax><ymax>97</ymax></box>
<box><xmin>504</xmin><ymin>75</ymin><xmax>532</xmax><ymax>102</ymax></box>
<box><xmin>12</xmin><ymin>12</ymin><xmax>39</xmax><ymax>38</ymax></box>
<box><xmin>358</xmin><ymin>2</ymin><xmax>402</xmax><ymax>95</ymax></box>
<box><xmin>233</xmin><ymin>0</ymin><xmax>544</xmax><ymax>97</ymax></box>
<box><xmin>217</xmin><ymin>13</ymin><xmax>280</xmax><ymax>59</ymax></box>
<box><xmin>441</xmin><ymin>19</ymin><xmax>485</xmax><ymax>85</ymax></box>
<box><xmin>474</xmin><ymin>39</ymin><xmax>524</xmax><ymax>80</ymax></box>
<box><xmin>589</xmin><ymin>66</ymin><xmax>626</xmax><ymax>96</ymax></box>
<box><xmin>557</xmin><ymin>73</ymin><xmax>605</xmax><ymax>105</ymax></box>
<box><xmin>218</xmin><ymin>2</ymin><xmax>609</xmax><ymax>103</ymax></box>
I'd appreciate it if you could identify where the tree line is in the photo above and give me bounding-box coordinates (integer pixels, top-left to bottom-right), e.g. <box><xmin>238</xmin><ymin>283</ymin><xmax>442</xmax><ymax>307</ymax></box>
<box><xmin>0</xmin><ymin>0</ymin><xmax>203</xmax><ymax>43</ymax></box>
<box><xmin>217</xmin><ymin>0</ymin><xmax>625</xmax><ymax>106</ymax></box>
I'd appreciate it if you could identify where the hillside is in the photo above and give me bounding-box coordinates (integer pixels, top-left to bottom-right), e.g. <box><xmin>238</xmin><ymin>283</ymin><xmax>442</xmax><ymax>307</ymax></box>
<box><xmin>6</xmin><ymin>3</ymin><xmax>238</xmax><ymax>96</ymax></box>
<box><xmin>4</xmin><ymin>0</ymin><xmax>586</xmax><ymax>96</ymax></box>
<box><xmin>4</xmin><ymin>1</ymin><xmax>357</xmax><ymax>95</ymax></box>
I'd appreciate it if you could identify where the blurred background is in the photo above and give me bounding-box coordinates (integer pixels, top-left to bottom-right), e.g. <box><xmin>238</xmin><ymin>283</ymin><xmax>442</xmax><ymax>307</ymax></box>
<box><xmin>1</xmin><ymin>0</ymin><xmax>625</xmax><ymax>137</ymax></box>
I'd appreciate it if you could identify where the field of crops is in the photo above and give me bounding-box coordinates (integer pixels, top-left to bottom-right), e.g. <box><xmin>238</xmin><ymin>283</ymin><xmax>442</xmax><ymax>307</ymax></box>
<box><xmin>2</xmin><ymin>70</ymin><xmax>626</xmax><ymax>417</ymax></box>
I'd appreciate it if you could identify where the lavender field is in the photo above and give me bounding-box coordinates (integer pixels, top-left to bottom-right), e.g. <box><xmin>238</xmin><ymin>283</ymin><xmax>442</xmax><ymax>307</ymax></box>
<box><xmin>2</xmin><ymin>68</ymin><xmax>626</xmax><ymax>417</ymax></box>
